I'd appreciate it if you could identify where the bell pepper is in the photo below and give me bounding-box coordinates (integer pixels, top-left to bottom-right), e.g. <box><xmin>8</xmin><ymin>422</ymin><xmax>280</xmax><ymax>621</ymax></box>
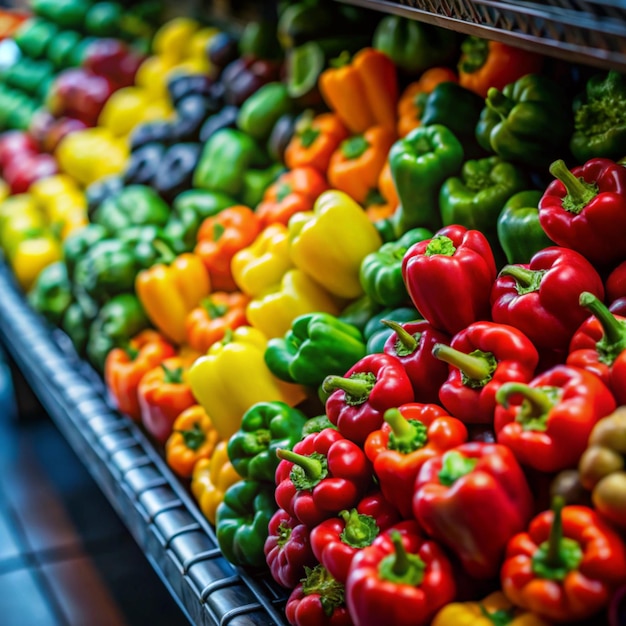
<box><xmin>137</xmin><ymin>357</ymin><xmax>197</xmax><ymax>444</ymax></box>
<box><xmin>566</xmin><ymin>292</ymin><xmax>626</xmax><ymax>405</ymax></box>
<box><xmin>328</xmin><ymin>126</ymin><xmax>396</xmax><ymax>206</ymax></box>
<box><xmin>346</xmin><ymin>521</ymin><xmax>456</xmax><ymax>626</ymax></box>
<box><xmin>362</xmin><ymin>306</ymin><xmax>420</xmax><ymax>352</ymax></box>
<box><xmin>135</xmin><ymin>251</ymin><xmax>211</xmax><ymax>345</ymax></box>
<box><xmin>227</xmin><ymin>401</ymin><xmax>308</xmax><ymax>483</ymax></box>
<box><xmin>216</xmin><ymin>478</ymin><xmax>277</xmax><ymax>568</ymax></box>
<box><xmin>195</xmin><ymin>205</ymin><xmax>262</xmax><ymax>292</ymax></box>
<box><xmin>275</xmin><ymin>427</ymin><xmax>372</xmax><ymax>527</ymax></box>
<box><xmin>319</xmin><ymin>47</ymin><xmax>397</xmax><ymax>135</ymax></box>
<box><xmin>104</xmin><ymin>330</ymin><xmax>176</xmax><ymax>421</ymax></box>
<box><xmin>402</xmin><ymin>224</ymin><xmax>497</xmax><ymax>336</ymax></box>
<box><xmin>310</xmin><ymin>491</ymin><xmax>400</xmax><ymax>584</ymax></box>
<box><xmin>231</xmin><ymin>223</ymin><xmax>293</xmax><ymax>298</ymax></box>
<box><xmin>491</xmin><ymin>247</ymin><xmax>605</xmax><ymax>352</ymax></box>
<box><xmin>431</xmin><ymin>591</ymin><xmax>551</xmax><ymax>626</ymax></box>
<box><xmin>28</xmin><ymin>261</ymin><xmax>73</xmax><ymax>326</ymax></box>
<box><xmin>9</xmin><ymin>230</ymin><xmax>63</xmax><ymax>292</ymax></box>
<box><xmin>237</xmin><ymin>82</ymin><xmax>292</xmax><ymax>142</ymax></box>
<box><xmin>265</xmin><ymin>313</ymin><xmax>366</xmax><ymax>387</ymax></box>
<box><xmin>388</xmin><ymin>124</ymin><xmax>464</xmax><ymax>236</ymax></box>
<box><xmin>264</xmin><ymin>508</ymin><xmax>317</xmax><ymax>589</ymax></box>
<box><xmin>188</xmin><ymin>326</ymin><xmax>306</xmax><ymax>440</ymax></box>
<box><xmin>365</xmin><ymin>404</ymin><xmax>467</xmax><ymax>520</ymax></box>
<box><xmin>241</xmin><ymin>162</ymin><xmax>285</xmax><ymax>210</ymax></box>
<box><xmin>256</xmin><ymin>166</ymin><xmax>328</xmax><ymax>228</ymax></box>
<box><xmin>538</xmin><ymin>158</ymin><xmax>626</xmax><ymax>268</ymax></box>
<box><xmin>62</xmin><ymin>297</ymin><xmax>97</xmax><ymax>357</ymax></box>
<box><xmin>433</xmin><ymin>321</ymin><xmax>539</xmax><ymax>425</ymax></box>
<box><xmin>185</xmin><ymin>291</ymin><xmax>249</xmax><ymax>354</ymax></box>
<box><xmin>607</xmin><ymin>260</ymin><xmax>626</xmax><ymax>304</ymax></box>
<box><xmin>339</xmin><ymin>295</ymin><xmax>384</xmax><ymax>336</ymax></box>
<box><xmin>578</xmin><ymin>407</ymin><xmax>626</xmax><ymax>529</ymax></box>
<box><xmin>284</xmin><ymin>111</ymin><xmax>349</xmax><ymax>174</ymax></box>
<box><xmin>246</xmin><ymin>269</ymin><xmax>341</xmax><ymax>340</ymax></box>
<box><xmin>570</xmin><ymin>70</ymin><xmax>626</xmax><ymax>163</ymax></box>
<box><xmin>322</xmin><ymin>353</ymin><xmax>415</xmax><ymax>445</ymax></box>
<box><xmin>285</xmin><ymin>564</ymin><xmax>352</xmax><ymax>626</ymax></box>
<box><xmin>458</xmin><ymin>37</ymin><xmax>543</xmax><ymax>98</ymax></box>
<box><xmin>165</xmin><ymin>405</ymin><xmax>219</xmax><ymax>478</ymax></box>
<box><xmin>191</xmin><ymin>441</ymin><xmax>241</xmax><ymax>526</ymax></box>
<box><xmin>495</xmin><ymin>364</ymin><xmax>617</xmax><ymax>473</ymax></box>
<box><xmin>413</xmin><ymin>442</ymin><xmax>534</xmax><ymax>579</ymax></box>
<box><xmin>288</xmin><ymin>190</ymin><xmax>383</xmax><ymax>300</ymax></box>
<box><xmin>501</xmin><ymin>497</ymin><xmax>626</xmax><ymax>623</ymax></box>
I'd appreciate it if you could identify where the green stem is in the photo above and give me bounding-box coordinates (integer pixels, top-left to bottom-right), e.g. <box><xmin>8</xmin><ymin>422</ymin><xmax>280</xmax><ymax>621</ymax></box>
<box><xmin>276</xmin><ymin>448</ymin><xmax>324</xmax><ymax>480</ymax></box>
<box><xmin>549</xmin><ymin>159</ymin><xmax>598</xmax><ymax>215</ymax></box>
<box><xmin>202</xmin><ymin>298</ymin><xmax>228</xmax><ymax>320</ymax></box>
<box><xmin>432</xmin><ymin>344</ymin><xmax>494</xmax><ymax>383</ymax></box>
<box><xmin>213</xmin><ymin>222</ymin><xmax>226</xmax><ymax>241</ymax></box>
<box><xmin>339</xmin><ymin>509</ymin><xmax>378</xmax><ymax>548</ymax></box>
<box><xmin>499</xmin><ymin>265</ymin><xmax>545</xmax><ymax>295</ymax></box>
<box><xmin>486</xmin><ymin>87</ymin><xmax>516</xmax><ymax>119</ymax></box>
<box><xmin>459</xmin><ymin>36</ymin><xmax>488</xmax><ymax>73</ymax></box>
<box><xmin>438</xmin><ymin>450</ymin><xmax>477</xmax><ymax>486</ymax></box>
<box><xmin>321</xmin><ymin>372</ymin><xmax>376</xmax><ymax>406</ymax></box>
<box><xmin>175</xmin><ymin>422</ymin><xmax>206</xmax><ymax>451</ymax></box>
<box><xmin>425</xmin><ymin>235</ymin><xmax>456</xmax><ymax>257</ymax></box>
<box><xmin>161</xmin><ymin>364</ymin><xmax>183</xmax><ymax>384</ymax></box>
<box><xmin>381</xmin><ymin>320</ymin><xmax>417</xmax><ymax>356</ymax></box>
<box><xmin>546</xmin><ymin>496</ymin><xmax>565</xmax><ymax>566</ymax></box>
<box><xmin>341</xmin><ymin>135</ymin><xmax>369</xmax><ymax>160</ymax></box>
<box><xmin>384</xmin><ymin>408</ymin><xmax>428</xmax><ymax>453</ymax></box>
<box><xmin>579</xmin><ymin>291</ymin><xmax>626</xmax><ymax>349</ymax></box>
<box><xmin>152</xmin><ymin>239</ymin><xmax>176</xmax><ymax>264</ymax></box>
<box><xmin>124</xmin><ymin>344</ymin><xmax>139</xmax><ymax>360</ymax></box>
<box><xmin>378</xmin><ymin>530</ymin><xmax>425</xmax><ymax>586</ymax></box>
<box><xmin>299</xmin><ymin>127</ymin><xmax>319</xmax><ymax>149</ymax></box>
<box><xmin>495</xmin><ymin>382</ymin><xmax>561</xmax><ymax>432</ymax></box>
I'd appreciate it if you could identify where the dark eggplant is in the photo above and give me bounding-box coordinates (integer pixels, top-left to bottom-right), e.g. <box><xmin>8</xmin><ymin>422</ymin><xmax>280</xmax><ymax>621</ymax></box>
<box><xmin>123</xmin><ymin>143</ymin><xmax>166</xmax><ymax>186</ymax></box>
<box><xmin>199</xmin><ymin>105</ymin><xmax>239</xmax><ymax>144</ymax></box>
<box><xmin>153</xmin><ymin>143</ymin><xmax>203</xmax><ymax>203</ymax></box>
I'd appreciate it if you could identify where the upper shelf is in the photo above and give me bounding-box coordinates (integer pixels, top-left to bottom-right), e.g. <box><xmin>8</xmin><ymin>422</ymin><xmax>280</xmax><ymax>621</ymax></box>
<box><xmin>335</xmin><ymin>0</ymin><xmax>626</xmax><ymax>71</ymax></box>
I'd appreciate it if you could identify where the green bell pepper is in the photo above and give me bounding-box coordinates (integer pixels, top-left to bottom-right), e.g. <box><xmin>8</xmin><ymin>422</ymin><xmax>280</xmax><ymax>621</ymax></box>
<box><xmin>31</xmin><ymin>0</ymin><xmax>88</xmax><ymax>29</ymax></box>
<box><xmin>216</xmin><ymin>479</ymin><xmax>277</xmax><ymax>569</ymax></box>
<box><xmin>497</xmin><ymin>190</ymin><xmax>553</xmax><ymax>265</ymax></box>
<box><xmin>84</xmin><ymin>2</ymin><xmax>123</xmax><ymax>36</ymax></box>
<box><xmin>192</xmin><ymin>128</ymin><xmax>268</xmax><ymax>198</ymax></box>
<box><xmin>237</xmin><ymin>82</ymin><xmax>292</xmax><ymax>142</ymax></box>
<box><xmin>475</xmin><ymin>73</ymin><xmax>572</xmax><ymax>168</ymax></box>
<box><xmin>13</xmin><ymin>18</ymin><xmax>59</xmax><ymax>59</ymax></box>
<box><xmin>117</xmin><ymin>226</ymin><xmax>178</xmax><ymax>270</ymax></box>
<box><xmin>359</xmin><ymin>227</ymin><xmax>432</xmax><ymax>308</ymax></box>
<box><xmin>364</xmin><ymin>306</ymin><xmax>421</xmax><ymax>354</ymax></box>
<box><xmin>241</xmin><ymin>163</ymin><xmax>285</xmax><ymax>209</ymax></box>
<box><xmin>387</xmin><ymin>124</ymin><xmax>464</xmax><ymax>236</ymax></box>
<box><xmin>62</xmin><ymin>223</ymin><xmax>108</xmax><ymax>280</ymax></box>
<box><xmin>338</xmin><ymin>294</ymin><xmax>383</xmax><ymax>335</ymax></box>
<box><xmin>28</xmin><ymin>261</ymin><xmax>72</xmax><ymax>326</ymax></box>
<box><xmin>226</xmin><ymin>401</ymin><xmax>308</xmax><ymax>483</ymax></box>
<box><xmin>62</xmin><ymin>296</ymin><xmax>98</xmax><ymax>357</ymax></box>
<box><xmin>4</xmin><ymin>58</ymin><xmax>54</xmax><ymax>98</ymax></box>
<box><xmin>570</xmin><ymin>70</ymin><xmax>626</xmax><ymax>163</ymax></box>
<box><xmin>265</xmin><ymin>313</ymin><xmax>367</xmax><ymax>387</ymax></box>
<box><xmin>46</xmin><ymin>30</ymin><xmax>82</xmax><ymax>69</ymax></box>
<box><xmin>302</xmin><ymin>414</ymin><xmax>336</xmax><ymax>437</ymax></box>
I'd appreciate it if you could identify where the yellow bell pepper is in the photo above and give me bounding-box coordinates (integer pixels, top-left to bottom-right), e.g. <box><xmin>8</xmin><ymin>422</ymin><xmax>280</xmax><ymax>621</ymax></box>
<box><xmin>186</xmin><ymin>27</ymin><xmax>218</xmax><ymax>63</ymax></box>
<box><xmin>191</xmin><ymin>441</ymin><xmax>241</xmax><ymax>526</ymax></box>
<box><xmin>188</xmin><ymin>325</ymin><xmax>307</xmax><ymax>440</ymax></box>
<box><xmin>1</xmin><ymin>212</ymin><xmax>45</xmax><ymax>259</ymax></box>
<box><xmin>29</xmin><ymin>174</ymin><xmax>80</xmax><ymax>207</ymax></box>
<box><xmin>246</xmin><ymin>269</ymin><xmax>340</xmax><ymax>339</ymax></box>
<box><xmin>98</xmin><ymin>86</ymin><xmax>152</xmax><ymax>137</ymax></box>
<box><xmin>0</xmin><ymin>194</ymin><xmax>39</xmax><ymax>235</ymax></box>
<box><xmin>231</xmin><ymin>223</ymin><xmax>293</xmax><ymax>298</ymax></box>
<box><xmin>135</xmin><ymin>55</ymin><xmax>178</xmax><ymax>98</ymax></box>
<box><xmin>431</xmin><ymin>591</ymin><xmax>551</xmax><ymax>626</ymax></box>
<box><xmin>135</xmin><ymin>252</ymin><xmax>211</xmax><ymax>345</ymax></box>
<box><xmin>288</xmin><ymin>190</ymin><xmax>382</xmax><ymax>299</ymax></box>
<box><xmin>11</xmin><ymin>233</ymin><xmax>62</xmax><ymax>291</ymax></box>
<box><xmin>152</xmin><ymin>17</ymin><xmax>200</xmax><ymax>63</ymax></box>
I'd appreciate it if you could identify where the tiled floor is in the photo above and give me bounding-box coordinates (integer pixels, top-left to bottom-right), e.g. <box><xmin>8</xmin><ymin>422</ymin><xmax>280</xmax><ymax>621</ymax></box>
<box><xmin>0</xmin><ymin>353</ymin><xmax>189</xmax><ymax>626</ymax></box>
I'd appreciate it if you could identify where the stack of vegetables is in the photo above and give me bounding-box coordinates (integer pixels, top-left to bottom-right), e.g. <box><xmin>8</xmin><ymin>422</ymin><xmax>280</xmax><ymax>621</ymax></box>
<box><xmin>5</xmin><ymin>3</ymin><xmax>626</xmax><ymax>624</ymax></box>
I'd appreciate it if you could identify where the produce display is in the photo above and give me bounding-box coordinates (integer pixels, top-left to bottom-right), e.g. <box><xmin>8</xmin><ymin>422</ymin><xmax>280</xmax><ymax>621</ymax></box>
<box><xmin>0</xmin><ymin>0</ymin><xmax>625</xmax><ymax>624</ymax></box>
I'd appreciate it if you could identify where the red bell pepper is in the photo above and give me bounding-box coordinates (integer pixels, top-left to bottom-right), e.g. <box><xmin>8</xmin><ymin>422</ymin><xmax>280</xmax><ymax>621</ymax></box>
<box><xmin>310</xmin><ymin>490</ymin><xmax>400</xmax><ymax>584</ymax></box>
<box><xmin>345</xmin><ymin>520</ymin><xmax>456</xmax><ymax>626</ymax></box>
<box><xmin>413</xmin><ymin>442</ymin><xmax>533</xmax><ymax>579</ymax></box>
<box><xmin>380</xmin><ymin>320</ymin><xmax>450</xmax><ymax>404</ymax></box>
<box><xmin>606</xmin><ymin>260</ymin><xmax>626</xmax><ymax>304</ymax></box>
<box><xmin>401</xmin><ymin>224</ymin><xmax>497</xmax><ymax>336</ymax></box>
<box><xmin>432</xmin><ymin>321</ymin><xmax>539</xmax><ymax>425</ymax></box>
<box><xmin>264</xmin><ymin>508</ymin><xmax>317</xmax><ymax>589</ymax></box>
<box><xmin>538</xmin><ymin>158</ymin><xmax>626</xmax><ymax>267</ymax></box>
<box><xmin>502</xmin><ymin>496</ymin><xmax>626</xmax><ymax>623</ymax></box>
<box><xmin>322</xmin><ymin>354</ymin><xmax>414</xmax><ymax>445</ymax></box>
<box><xmin>364</xmin><ymin>405</ymin><xmax>467</xmax><ymax>519</ymax></box>
<box><xmin>490</xmin><ymin>247</ymin><xmax>605</xmax><ymax>352</ymax></box>
<box><xmin>275</xmin><ymin>428</ymin><xmax>372</xmax><ymax>528</ymax></box>
<box><xmin>285</xmin><ymin>564</ymin><xmax>353</xmax><ymax>626</ymax></box>
<box><xmin>567</xmin><ymin>291</ymin><xmax>626</xmax><ymax>405</ymax></box>
<box><xmin>495</xmin><ymin>364</ymin><xmax>617</xmax><ymax>473</ymax></box>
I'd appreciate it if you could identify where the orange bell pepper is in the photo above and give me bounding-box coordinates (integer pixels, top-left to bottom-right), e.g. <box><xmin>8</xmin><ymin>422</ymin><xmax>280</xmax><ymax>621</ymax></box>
<box><xmin>284</xmin><ymin>112</ymin><xmax>349</xmax><ymax>175</ymax></box>
<box><xmin>135</xmin><ymin>252</ymin><xmax>211</xmax><ymax>345</ymax></box>
<box><xmin>137</xmin><ymin>357</ymin><xmax>197</xmax><ymax>444</ymax></box>
<box><xmin>104</xmin><ymin>330</ymin><xmax>177</xmax><ymax>421</ymax></box>
<box><xmin>185</xmin><ymin>291</ymin><xmax>250</xmax><ymax>354</ymax></box>
<box><xmin>378</xmin><ymin>160</ymin><xmax>399</xmax><ymax>208</ymax></box>
<box><xmin>165</xmin><ymin>405</ymin><xmax>220</xmax><ymax>478</ymax></box>
<box><xmin>255</xmin><ymin>166</ymin><xmax>329</xmax><ymax>228</ymax></box>
<box><xmin>328</xmin><ymin>126</ymin><xmax>396</xmax><ymax>205</ymax></box>
<box><xmin>397</xmin><ymin>67</ymin><xmax>458</xmax><ymax>138</ymax></box>
<box><xmin>195</xmin><ymin>205</ymin><xmax>261</xmax><ymax>292</ymax></box>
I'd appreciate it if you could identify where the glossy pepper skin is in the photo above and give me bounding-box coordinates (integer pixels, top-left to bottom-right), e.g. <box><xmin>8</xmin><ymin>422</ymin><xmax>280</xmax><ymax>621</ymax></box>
<box><xmin>237</xmin><ymin>81</ymin><xmax>292</xmax><ymax>142</ymax></box>
<box><xmin>62</xmin><ymin>223</ymin><xmax>107</xmax><ymax>281</ymax></box>
<box><xmin>364</xmin><ymin>405</ymin><xmax>467</xmax><ymax>519</ymax></box>
<box><xmin>402</xmin><ymin>224</ymin><xmax>497</xmax><ymax>336</ymax></box>
<box><xmin>104</xmin><ymin>330</ymin><xmax>176</xmax><ymax>420</ymax></box>
<box><xmin>414</xmin><ymin>442</ymin><xmax>534</xmax><ymax>579</ymax></box>
<box><xmin>28</xmin><ymin>261</ymin><xmax>72</xmax><ymax>326</ymax></box>
<box><xmin>538</xmin><ymin>158</ymin><xmax>626</xmax><ymax>268</ymax></box>
<box><xmin>227</xmin><ymin>401</ymin><xmax>308</xmax><ymax>483</ymax></box>
<box><xmin>491</xmin><ymin>247</ymin><xmax>605</xmax><ymax>352</ymax></box>
<box><xmin>265</xmin><ymin>313</ymin><xmax>366</xmax><ymax>387</ymax></box>
<box><xmin>323</xmin><ymin>353</ymin><xmax>415</xmax><ymax>445</ymax></box>
<box><xmin>274</xmin><ymin>428</ymin><xmax>372</xmax><ymax>528</ymax></box>
<box><xmin>502</xmin><ymin>498</ymin><xmax>626</xmax><ymax>623</ymax></box>
<box><xmin>606</xmin><ymin>260</ymin><xmax>626</xmax><ymax>304</ymax></box>
<box><xmin>310</xmin><ymin>491</ymin><xmax>400</xmax><ymax>584</ymax></box>
<box><xmin>346</xmin><ymin>521</ymin><xmax>456</xmax><ymax>626</ymax></box>
<box><xmin>363</xmin><ymin>306</ymin><xmax>420</xmax><ymax>354</ymax></box>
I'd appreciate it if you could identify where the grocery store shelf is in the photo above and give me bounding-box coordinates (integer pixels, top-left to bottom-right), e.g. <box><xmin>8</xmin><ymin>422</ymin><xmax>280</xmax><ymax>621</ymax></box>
<box><xmin>0</xmin><ymin>260</ymin><xmax>288</xmax><ymax>626</ymax></box>
<box><xmin>335</xmin><ymin>0</ymin><xmax>626</xmax><ymax>71</ymax></box>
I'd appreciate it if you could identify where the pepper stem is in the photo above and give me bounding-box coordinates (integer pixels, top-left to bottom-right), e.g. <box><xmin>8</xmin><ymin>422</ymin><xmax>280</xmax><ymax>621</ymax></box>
<box><xmin>549</xmin><ymin>159</ymin><xmax>598</xmax><ymax>215</ymax></box>
<box><xmin>432</xmin><ymin>344</ymin><xmax>494</xmax><ymax>384</ymax></box>
<box><xmin>384</xmin><ymin>408</ymin><xmax>428</xmax><ymax>454</ymax></box>
<box><xmin>213</xmin><ymin>222</ymin><xmax>226</xmax><ymax>241</ymax></box>
<box><xmin>161</xmin><ymin>363</ymin><xmax>183</xmax><ymax>384</ymax></box>
<box><xmin>425</xmin><ymin>235</ymin><xmax>456</xmax><ymax>257</ymax></box>
<box><xmin>378</xmin><ymin>531</ymin><xmax>425</xmax><ymax>586</ymax></box>
<box><xmin>579</xmin><ymin>292</ymin><xmax>626</xmax><ymax>363</ymax></box>
<box><xmin>339</xmin><ymin>509</ymin><xmax>379</xmax><ymax>548</ymax></box>
<box><xmin>152</xmin><ymin>239</ymin><xmax>176</xmax><ymax>264</ymax></box>
<box><xmin>438</xmin><ymin>451</ymin><xmax>477</xmax><ymax>486</ymax></box>
<box><xmin>486</xmin><ymin>87</ymin><xmax>516</xmax><ymax>119</ymax></box>
<box><xmin>321</xmin><ymin>372</ymin><xmax>376</xmax><ymax>407</ymax></box>
<box><xmin>175</xmin><ymin>422</ymin><xmax>206</xmax><ymax>451</ymax></box>
<box><xmin>546</xmin><ymin>496</ymin><xmax>566</xmax><ymax>566</ymax></box>
<box><xmin>202</xmin><ymin>298</ymin><xmax>228</xmax><ymax>320</ymax></box>
<box><xmin>124</xmin><ymin>343</ymin><xmax>139</xmax><ymax>360</ymax></box>
<box><xmin>341</xmin><ymin>135</ymin><xmax>369</xmax><ymax>160</ymax></box>
<box><xmin>276</xmin><ymin>448</ymin><xmax>324</xmax><ymax>480</ymax></box>
<box><xmin>381</xmin><ymin>320</ymin><xmax>417</xmax><ymax>355</ymax></box>
<box><xmin>496</xmin><ymin>382</ymin><xmax>553</xmax><ymax>414</ymax></box>
<box><xmin>499</xmin><ymin>265</ymin><xmax>545</xmax><ymax>295</ymax></box>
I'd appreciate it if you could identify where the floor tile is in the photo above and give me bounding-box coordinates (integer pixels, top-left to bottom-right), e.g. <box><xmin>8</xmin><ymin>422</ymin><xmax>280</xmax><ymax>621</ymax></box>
<box><xmin>0</xmin><ymin>567</ymin><xmax>61</xmax><ymax>626</ymax></box>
